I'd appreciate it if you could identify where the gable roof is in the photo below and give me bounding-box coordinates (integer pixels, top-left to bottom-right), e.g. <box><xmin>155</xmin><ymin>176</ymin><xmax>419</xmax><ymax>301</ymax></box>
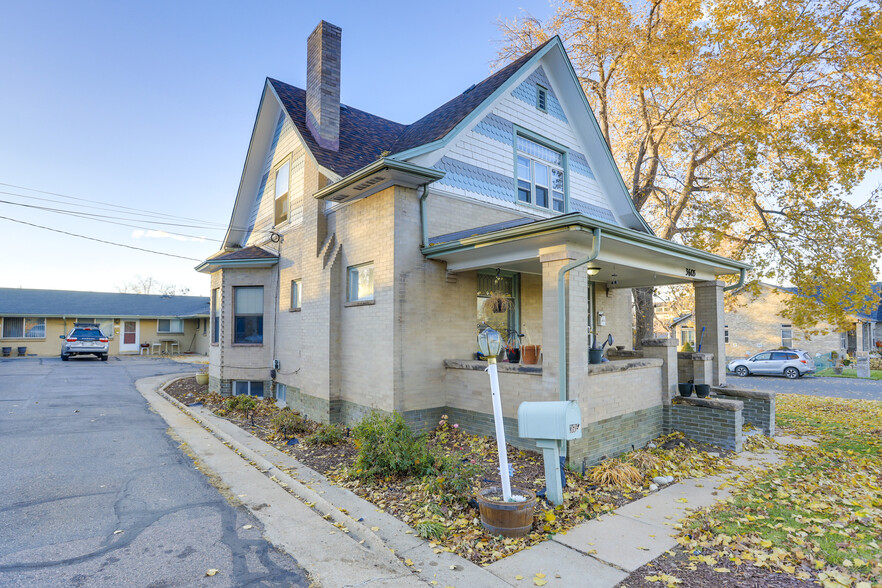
<box><xmin>0</xmin><ymin>288</ymin><xmax>210</xmax><ymax>318</ymax></box>
<box><xmin>208</xmin><ymin>245</ymin><xmax>278</xmax><ymax>262</ymax></box>
<box><xmin>268</xmin><ymin>79</ymin><xmax>407</xmax><ymax>177</ymax></box>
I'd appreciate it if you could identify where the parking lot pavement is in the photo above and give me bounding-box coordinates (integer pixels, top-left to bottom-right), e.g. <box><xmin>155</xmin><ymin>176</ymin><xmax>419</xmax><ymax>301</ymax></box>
<box><xmin>724</xmin><ymin>373</ymin><xmax>882</xmax><ymax>402</ymax></box>
<box><xmin>0</xmin><ymin>357</ymin><xmax>308</xmax><ymax>587</ymax></box>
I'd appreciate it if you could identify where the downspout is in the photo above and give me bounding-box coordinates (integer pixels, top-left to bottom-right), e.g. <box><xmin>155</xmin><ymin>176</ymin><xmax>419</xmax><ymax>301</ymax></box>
<box><xmin>419</xmin><ymin>184</ymin><xmax>430</xmax><ymax>249</ymax></box>
<box><xmin>723</xmin><ymin>268</ymin><xmax>746</xmax><ymax>292</ymax></box>
<box><xmin>557</xmin><ymin>227</ymin><xmax>602</xmax><ymax>402</ymax></box>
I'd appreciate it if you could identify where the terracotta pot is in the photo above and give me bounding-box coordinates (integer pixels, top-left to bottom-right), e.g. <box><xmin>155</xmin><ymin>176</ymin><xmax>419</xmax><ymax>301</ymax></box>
<box><xmin>521</xmin><ymin>345</ymin><xmax>540</xmax><ymax>365</ymax></box>
<box><xmin>476</xmin><ymin>487</ymin><xmax>536</xmax><ymax>538</ymax></box>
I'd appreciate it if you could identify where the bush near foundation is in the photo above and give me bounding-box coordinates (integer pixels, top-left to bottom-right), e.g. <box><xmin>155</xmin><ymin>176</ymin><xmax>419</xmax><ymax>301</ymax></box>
<box><xmin>306</xmin><ymin>423</ymin><xmax>345</xmax><ymax>446</ymax></box>
<box><xmin>270</xmin><ymin>408</ymin><xmax>310</xmax><ymax>437</ymax></box>
<box><xmin>352</xmin><ymin>411</ymin><xmax>435</xmax><ymax>479</ymax></box>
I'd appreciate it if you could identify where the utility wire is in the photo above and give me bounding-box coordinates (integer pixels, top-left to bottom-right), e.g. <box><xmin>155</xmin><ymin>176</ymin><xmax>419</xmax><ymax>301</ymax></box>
<box><xmin>0</xmin><ymin>214</ymin><xmax>203</xmax><ymax>261</ymax></box>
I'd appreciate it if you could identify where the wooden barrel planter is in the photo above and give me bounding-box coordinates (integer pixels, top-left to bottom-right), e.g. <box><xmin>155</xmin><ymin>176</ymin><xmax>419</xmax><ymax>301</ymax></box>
<box><xmin>476</xmin><ymin>487</ymin><xmax>536</xmax><ymax>538</ymax></box>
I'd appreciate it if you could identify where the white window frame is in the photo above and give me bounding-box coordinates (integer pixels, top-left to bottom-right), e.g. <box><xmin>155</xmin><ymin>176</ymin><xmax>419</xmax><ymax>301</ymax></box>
<box><xmin>290</xmin><ymin>279</ymin><xmax>302</xmax><ymax>310</ymax></box>
<box><xmin>724</xmin><ymin>325</ymin><xmax>729</xmax><ymax>344</ymax></box>
<box><xmin>211</xmin><ymin>288</ymin><xmax>220</xmax><ymax>344</ymax></box>
<box><xmin>274</xmin><ymin>160</ymin><xmax>290</xmax><ymax>226</ymax></box>
<box><xmin>781</xmin><ymin>324</ymin><xmax>793</xmax><ymax>349</ymax></box>
<box><xmin>233</xmin><ymin>380</ymin><xmax>264</xmax><ymax>397</ymax></box>
<box><xmin>347</xmin><ymin>263</ymin><xmax>374</xmax><ymax>302</ymax></box>
<box><xmin>515</xmin><ymin>133</ymin><xmax>566</xmax><ymax>213</ymax></box>
<box><xmin>2</xmin><ymin>317</ymin><xmax>46</xmax><ymax>339</ymax></box>
<box><xmin>157</xmin><ymin>318</ymin><xmax>184</xmax><ymax>334</ymax></box>
<box><xmin>233</xmin><ymin>286</ymin><xmax>264</xmax><ymax>344</ymax></box>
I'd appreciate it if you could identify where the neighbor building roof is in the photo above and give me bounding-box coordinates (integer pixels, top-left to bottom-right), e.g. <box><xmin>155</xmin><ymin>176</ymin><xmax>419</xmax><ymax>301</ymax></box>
<box><xmin>0</xmin><ymin>288</ymin><xmax>210</xmax><ymax>318</ymax></box>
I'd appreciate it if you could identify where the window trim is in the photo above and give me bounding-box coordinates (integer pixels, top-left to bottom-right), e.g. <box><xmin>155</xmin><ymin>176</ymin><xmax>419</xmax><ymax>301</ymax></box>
<box><xmin>233</xmin><ymin>286</ymin><xmax>264</xmax><ymax>345</ymax></box>
<box><xmin>156</xmin><ymin>318</ymin><xmax>184</xmax><ymax>334</ymax></box>
<box><xmin>290</xmin><ymin>279</ymin><xmax>302</xmax><ymax>311</ymax></box>
<box><xmin>781</xmin><ymin>324</ymin><xmax>793</xmax><ymax>349</ymax></box>
<box><xmin>536</xmin><ymin>85</ymin><xmax>548</xmax><ymax>112</ymax></box>
<box><xmin>211</xmin><ymin>288</ymin><xmax>220</xmax><ymax>345</ymax></box>
<box><xmin>347</xmin><ymin>262</ymin><xmax>375</xmax><ymax>303</ymax></box>
<box><xmin>273</xmin><ymin>157</ymin><xmax>291</xmax><ymax>227</ymax></box>
<box><xmin>512</xmin><ymin>125</ymin><xmax>569</xmax><ymax>214</ymax></box>
<box><xmin>233</xmin><ymin>380</ymin><xmax>265</xmax><ymax>398</ymax></box>
<box><xmin>1</xmin><ymin>317</ymin><xmax>47</xmax><ymax>339</ymax></box>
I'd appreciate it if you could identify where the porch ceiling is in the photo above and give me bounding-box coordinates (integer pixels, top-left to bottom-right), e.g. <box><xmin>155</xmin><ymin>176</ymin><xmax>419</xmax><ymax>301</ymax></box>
<box><xmin>423</xmin><ymin>213</ymin><xmax>750</xmax><ymax>288</ymax></box>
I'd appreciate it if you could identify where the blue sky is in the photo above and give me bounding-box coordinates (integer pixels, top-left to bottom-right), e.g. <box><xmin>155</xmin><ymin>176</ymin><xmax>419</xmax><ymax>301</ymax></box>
<box><xmin>0</xmin><ymin>1</ymin><xmax>878</xmax><ymax>295</ymax></box>
<box><xmin>0</xmin><ymin>0</ymin><xmax>555</xmax><ymax>295</ymax></box>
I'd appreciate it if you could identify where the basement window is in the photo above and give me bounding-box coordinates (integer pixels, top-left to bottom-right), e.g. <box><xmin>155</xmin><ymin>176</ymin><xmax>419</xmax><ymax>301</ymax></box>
<box><xmin>234</xmin><ymin>381</ymin><xmax>264</xmax><ymax>397</ymax></box>
<box><xmin>274</xmin><ymin>161</ymin><xmax>290</xmax><ymax>226</ymax></box>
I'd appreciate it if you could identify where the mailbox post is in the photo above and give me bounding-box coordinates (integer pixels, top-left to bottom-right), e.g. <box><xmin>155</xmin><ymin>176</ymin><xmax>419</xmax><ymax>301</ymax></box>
<box><xmin>517</xmin><ymin>401</ymin><xmax>582</xmax><ymax>505</ymax></box>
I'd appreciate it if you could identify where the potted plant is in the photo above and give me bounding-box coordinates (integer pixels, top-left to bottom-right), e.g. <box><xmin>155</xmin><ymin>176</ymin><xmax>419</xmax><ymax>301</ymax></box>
<box><xmin>2</xmin><ymin>347</ymin><xmax>10</xmax><ymax>357</ymax></box>
<box><xmin>677</xmin><ymin>382</ymin><xmax>694</xmax><ymax>397</ymax></box>
<box><xmin>481</xmin><ymin>292</ymin><xmax>512</xmax><ymax>315</ymax></box>
<box><xmin>17</xmin><ymin>347</ymin><xmax>27</xmax><ymax>357</ymax></box>
<box><xmin>694</xmin><ymin>383</ymin><xmax>711</xmax><ymax>398</ymax></box>
<box><xmin>195</xmin><ymin>366</ymin><xmax>209</xmax><ymax>386</ymax></box>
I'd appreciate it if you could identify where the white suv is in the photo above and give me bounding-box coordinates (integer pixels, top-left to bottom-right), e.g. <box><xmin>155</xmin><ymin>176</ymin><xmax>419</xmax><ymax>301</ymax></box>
<box><xmin>727</xmin><ymin>350</ymin><xmax>815</xmax><ymax>379</ymax></box>
<box><xmin>60</xmin><ymin>323</ymin><xmax>109</xmax><ymax>361</ymax></box>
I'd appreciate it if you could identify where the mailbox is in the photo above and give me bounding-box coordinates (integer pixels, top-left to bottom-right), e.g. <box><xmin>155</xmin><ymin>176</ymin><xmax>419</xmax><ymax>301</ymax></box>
<box><xmin>518</xmin><ymin>400</ymin><xmax>582</xmax><ymax>441</ymax></box>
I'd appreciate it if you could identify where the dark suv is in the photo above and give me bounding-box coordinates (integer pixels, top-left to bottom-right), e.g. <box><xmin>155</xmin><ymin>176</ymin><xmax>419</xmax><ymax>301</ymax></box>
<box><xmin>60</xmin><ymin>323</ymin><xmax>109</xmax><ymax>361</ymax></box>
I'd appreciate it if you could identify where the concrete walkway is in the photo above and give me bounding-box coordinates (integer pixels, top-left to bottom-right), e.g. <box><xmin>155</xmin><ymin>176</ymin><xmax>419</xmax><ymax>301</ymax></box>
<box><xmin>143</xmin><ymin>374</ymin><xmax>803</xmax><ymax>588</ymax></box>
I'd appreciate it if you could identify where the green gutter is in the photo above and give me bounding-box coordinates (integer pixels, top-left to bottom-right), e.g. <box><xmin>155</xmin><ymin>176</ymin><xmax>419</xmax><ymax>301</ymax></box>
<box><xmin>723</xmin><ymin>268</ymin><xmax>746</xmax><ymax>291</ymax></box>
<box><xmin>558</xmin><ymin>228</ymin><xmax>601</xmax><ymax>405</ymax></box>
<box><xmin>419</xmin><ymin>185</ymin><xmax>430</xmax><ymax>249</ymax></box>
<box><xmin>313</xmin><ymin>158</ymin><xmax>444</xmax><ymax>202</ymax></box>
<box><xmin>423</xmin><ymin>213</ymin><xmax>751</xmax><ymax>272</ymax></box>
<box><xmin>194</xmin><ymin>257</ymin><xmax>279</xmax><ymax>273</ymax></box>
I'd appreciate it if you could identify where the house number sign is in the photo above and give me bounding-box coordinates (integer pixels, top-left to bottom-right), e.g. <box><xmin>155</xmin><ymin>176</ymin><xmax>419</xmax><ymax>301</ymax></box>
<box><xmin>685</xmin><ymin>267</ymin><xmax>696</xmax><ymax>277</ymax></box>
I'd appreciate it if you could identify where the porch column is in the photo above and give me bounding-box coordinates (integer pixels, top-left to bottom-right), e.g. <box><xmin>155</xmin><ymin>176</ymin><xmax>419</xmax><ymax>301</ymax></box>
<box><xmin>694</xmin><ymin>280</ymin><xmax>726</xmax><ymax>386</ymax></box>
<box><xmin>539</xmin><ymin>247</ymin><xmax>590</xmax><ymax>399</ymax></box>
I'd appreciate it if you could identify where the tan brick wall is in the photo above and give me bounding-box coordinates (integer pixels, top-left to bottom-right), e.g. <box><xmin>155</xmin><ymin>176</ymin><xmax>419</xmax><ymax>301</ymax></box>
<box><xmin>571</xmin><ymin>363</ymin><xmax>662</xmax><ymax>424</ymax></box>
<box><xmin>425</xmin><ymin>193</ymin><xmax>525</xmax><ymax>242</ymax></box>
<box><xmin>594</xmin><ymin>287</ymin><xmax>632</xmax><ymax>350</ymax></box>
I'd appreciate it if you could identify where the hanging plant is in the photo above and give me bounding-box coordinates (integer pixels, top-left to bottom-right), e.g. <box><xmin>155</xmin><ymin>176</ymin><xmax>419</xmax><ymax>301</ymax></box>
<box><xmin>482</xmin><ymin>292</ymin><xmax>512</xmax><ymax>315</ymax></box>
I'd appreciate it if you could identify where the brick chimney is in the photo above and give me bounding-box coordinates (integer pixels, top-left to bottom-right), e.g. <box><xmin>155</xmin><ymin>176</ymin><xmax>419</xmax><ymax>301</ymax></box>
<box><xmin>306</xmin><ymin>21</ymin><xmax>341</xmax><ymax>151</ymax></box>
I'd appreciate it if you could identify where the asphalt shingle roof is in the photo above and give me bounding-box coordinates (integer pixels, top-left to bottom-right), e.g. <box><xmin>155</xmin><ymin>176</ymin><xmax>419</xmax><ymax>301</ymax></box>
<box><xmin>209</xmin><ymin>246</ymin><xmax>278</xmax><ymax>262</ymax></box>
<box><xmin>268</xmin><ymin>38</ymin><xmax>555</xmax><ymax>178</ymax></box>
<box><xmin>0</xmin><ymin>288</ymin><xmax>210</xmax><ymax>318</ymax></box>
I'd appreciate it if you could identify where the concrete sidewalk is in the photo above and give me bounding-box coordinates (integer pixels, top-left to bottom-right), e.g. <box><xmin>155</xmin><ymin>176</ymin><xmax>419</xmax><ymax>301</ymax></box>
<box><xmin>142</xmin><ymin>373</ymin><xmax>797</xmax><ymax>588</ymax></box>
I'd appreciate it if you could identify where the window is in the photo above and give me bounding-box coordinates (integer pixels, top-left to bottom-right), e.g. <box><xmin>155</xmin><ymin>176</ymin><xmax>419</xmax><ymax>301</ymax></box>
<box><xmin>724</xmin><ymin>325</ymin><xmax>729</xmax><ymax>344</ymax></box>
<box><xmin>2</xmin><ymin>317</ymin><xmax>46</xmax><ymax>339</ymax></box>
<box><xmin>477</xmin><ymin>271</ymin><xmax>519</xmax><ymax>335</ymax></box>
<box><xmin>290</xmin><ymin>279</ymin><xmax>301</xmax><ymax>310</ymax></box>
<box><xmin>234</xmin><ymin>381</ymin><xmax>264</xmax><ymax>397</ymax></box>
<box><xmin>157</xmin><ymin>318</ymin><xmax>184</xmax><ymax>333</ymax></box>
<box><xmin>275</xmin><ymin>383</ymin><xmax>287</xmax><ymax>403</ymax></box>
<box><xmin>679</xmin><ymin>326</ymin><xmax>695</xmax><ymax>348</ymax></box>
<box><xmin>211</xmin><ymin>288</ymin><xmax>219</xmax><ymax>344</ymax></box>
<box><xmin>347</xmin><ymin>263</ymin><xmax>374</xmax><ymax>302</ymax></box>
<box><xmin>781</xmin><ymin>324</ymin><xmax>792</xmax><ymax>349</ymax></box>
<box><xmin>274</xmin><ymin>161</ymin><xmax>290</xmax><ymax>225</ymax></box>
<box><xmin>234</xmin><ymin>286</ymin><xmax>264</xmax><ymax>344</ymax></box>
<box><xmin>840</xmin><ymin>331</ymin><xmax>847</xmax><ymax>350</ymax></box>
<box><xmin>536</xmin><ymin>85</ymin><xmax>548</xmax><ymax>112</ymax></box>
<box><xmin>753</xmin><ymin>352</ymin><xmax>772</xmax><ymax>361</ymax></box>
<box><xmin>202</xmin><ymin>317</ymin><xmax>207</xmax><ymax>336</ymax></box>
<box><xmin>516</xmin><ymin>135</ymin><xmax>565</xmax><ymax>212</ymax></box>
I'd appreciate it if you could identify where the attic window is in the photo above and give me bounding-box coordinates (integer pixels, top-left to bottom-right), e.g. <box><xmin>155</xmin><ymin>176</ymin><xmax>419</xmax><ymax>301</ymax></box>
<box><xmin>536</xmin><ymin>86</ymin><xmax>548</xmax><ymax>112</ymax></box>
<box><xmin>274</xmin><ymin>161</ymin><xmax>290</xmax><ymax>226</ymax></box>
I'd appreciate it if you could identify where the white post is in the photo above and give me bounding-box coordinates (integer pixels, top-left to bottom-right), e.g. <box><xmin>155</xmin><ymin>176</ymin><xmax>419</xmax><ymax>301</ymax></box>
<box><xmin>486</xmin><ymin>360</ymin><xmax>512</xmax><ymax>501</ymax></box>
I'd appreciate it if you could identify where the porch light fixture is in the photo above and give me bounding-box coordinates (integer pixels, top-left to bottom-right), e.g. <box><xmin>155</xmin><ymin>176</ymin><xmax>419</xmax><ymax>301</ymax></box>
<box><xmin>477</xmin><ymin>326</ymin><xmax>518</xmax><ymax>502</ymax></box>
<box><xmin>586</xmin><ymin>267</ymin><xmax>600</xmax><ymax>277</ymax></box>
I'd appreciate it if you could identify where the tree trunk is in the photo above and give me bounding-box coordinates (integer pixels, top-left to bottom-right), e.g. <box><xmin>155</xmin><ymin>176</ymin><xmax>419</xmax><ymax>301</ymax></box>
<box><xmin>633</xmin><ymin>286</ymin><xmax>655</xmax><ymax>349</ymax></box>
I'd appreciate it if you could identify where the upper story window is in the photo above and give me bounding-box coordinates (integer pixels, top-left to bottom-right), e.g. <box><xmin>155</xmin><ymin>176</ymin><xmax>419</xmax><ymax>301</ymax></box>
<box><xmin>157</xmin><ymin>318</ymin><xmax>184</xmax><ymax>334</ymax></box>
<box><xmin>234</xmin><ymin>286</ymin><xmax>264</xmax><ymax>344</ymax></box>
<box><xmin>516</xmin><ymin>135</ymin><xmax>565</xmax><ymax>212</ymax></box>
<box><xmin>274</xmin><ymin>161</ymin><xmax>290</xmax><ymax>226</ymax></box>
<box><xmin>536</xmin><ymin>85</ymin><xmax>548</xmax><ymax>112</ymax></box>
<box><xmin>724</xmin><ymin>325</ymin><xmax>730</xmax><ymax>344</ymax></box>
<box><xmin>347</xmin><ymin>263</ymin><xmax>374</xmax><ymax>302</ymax></box>
<box><xmin>781</xmin><ymin>324</ymin><xmax>793</xmax><ymax>349</ymax></box>
<box><xmin>290</xmin><ymin>279</ymin><xmax>301</xmax><ymax>310</ymax></box>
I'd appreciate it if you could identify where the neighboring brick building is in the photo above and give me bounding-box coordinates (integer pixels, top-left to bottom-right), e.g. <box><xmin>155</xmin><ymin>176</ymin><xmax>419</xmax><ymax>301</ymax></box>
<box><xmin>667</xmin><ymin>282</ymin><xmax>881</xmax><ymax>360</ymax></box>
<box><xmin>197</xmin><ymin>22</ymin><xmax>751</xmax><ymax>466</ymax></box>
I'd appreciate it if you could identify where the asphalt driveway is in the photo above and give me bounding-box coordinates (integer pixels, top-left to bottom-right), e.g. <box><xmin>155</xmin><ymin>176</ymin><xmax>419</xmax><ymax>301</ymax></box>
<box><xmin>725</xmin><ymin>372</ymin><xmax>882</xmax><ymax>402</ymax></box>
<box><xmin>0</xmin><ymin>356</ymin><xmax>307</xmax><ymax>587</ymax></box>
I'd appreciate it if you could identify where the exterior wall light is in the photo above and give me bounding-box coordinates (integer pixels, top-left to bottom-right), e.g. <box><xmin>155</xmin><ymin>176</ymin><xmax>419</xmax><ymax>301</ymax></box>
<box><xmin>586</xmin><ymin>267</ymin><xmax>600</xmax><ymax>277</ymax></box>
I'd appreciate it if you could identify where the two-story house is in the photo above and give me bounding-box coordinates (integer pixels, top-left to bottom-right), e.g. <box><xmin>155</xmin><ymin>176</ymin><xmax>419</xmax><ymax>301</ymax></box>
<box><xmin>197</xmin><ymin>22</ymin><xmax>750</xmax><ymax>466</ymax></box>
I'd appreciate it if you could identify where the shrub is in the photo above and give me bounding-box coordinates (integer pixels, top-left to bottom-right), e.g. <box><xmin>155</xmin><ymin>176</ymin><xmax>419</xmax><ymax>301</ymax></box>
<box><xmin>270</xmin><ymin>409</ymin><xmax>310</xmax><ymax>437</ymax></box>
<box><xmin>415</xmin><ymin>521</ymin><xmax>447</xmax><ymax>540</ymax></box>
<box><xmin>425</xmin><ymin>453</ymin><xmax>482</xmax><ymax>504</ymax></box>
<box><xmin>225</xmin><ymin>395</ymin><xmax>257</xmax><ymax>414</ymax></box>
<box><xmin>306</xmin><ymin>423</ymin><xmax>345</xmax><ymax>446</ymax></box>
<box><xmin>587</xmin><ymin>458</ymin><xmax>643</xmax><ymax>488</ymax></box>
<box><xmin>628</xmin><ymin>449</ymin><xmax>662</xmax><ymax>474</ymax></box>
<box><xmin>352</xmin><ymin>411</ymin><xmax>434</xmax><ymax>479</ymax></box>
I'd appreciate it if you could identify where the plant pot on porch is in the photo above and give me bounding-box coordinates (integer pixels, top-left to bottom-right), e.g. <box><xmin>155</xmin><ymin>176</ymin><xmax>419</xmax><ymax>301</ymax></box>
<box><xmin>677</xmin><ymin>383</ymin><xmax>694</xmax><ymax>397</ymax></box>
<box><xmin>476</xmin><ymin>487</ymin><xmax>537</xmax><ymax>538</ymax></box>
<box><xmin>505</xmin><ymin>348</ymin><xmax>520</xmax><ymax>364</ymax></box>
<box><xmin>2</xmin><ymin>347</ymin><xmax>10</xmax><ymax>357</ymax></box>
<box><xmin>521</xmin><ymin>345</ymin><xmax>541</xmax><ymax>365</ymax></box>
<box><xmin>694</xmin><ymin>384</ymin><xmax>710</xmax><ymax>398</ymax></box>
<box><xmin>589</xmin><ymin>348</ymin><xmax>603</xmax><ymax>364</ymax></box>
<box><xmin>17</xmin><ymin>347</ymin><xmax>27</xmax><ymax>357</ymax></box>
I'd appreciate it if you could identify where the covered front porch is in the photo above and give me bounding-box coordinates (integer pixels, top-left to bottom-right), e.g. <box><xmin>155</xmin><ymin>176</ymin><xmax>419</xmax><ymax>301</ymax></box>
<box><xmin>423</xmin><ymin>213</ymin><xmax>751</xmax><ymax>466</ymax></box>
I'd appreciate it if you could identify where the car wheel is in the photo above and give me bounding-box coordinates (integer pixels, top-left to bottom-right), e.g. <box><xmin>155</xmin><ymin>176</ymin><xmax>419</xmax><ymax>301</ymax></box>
<box><xmin>61</xmin><ymin>353</ymin><xmax>69</xmax><ymax>361</ymax></box>
<box><xmin>734</xmin><ymin>366</ymin><xmax>749</xmax><ymax>377</ymax></box>
<box><xmin>101</xmin><ymin>354</ymin><xmax>109</xmax><ymax>361</ymax></box>
<box><xmin>783</xmin><ymin>367</ymin><xmax>799</xmax><ymax>379</ymax></box>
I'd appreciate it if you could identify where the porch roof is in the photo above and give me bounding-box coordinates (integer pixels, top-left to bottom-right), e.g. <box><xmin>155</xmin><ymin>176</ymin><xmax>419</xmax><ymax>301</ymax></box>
<box><xmin>423</xmin><ymin>213</ymin><xmax>750</xmax><ymax>288</ymax></box>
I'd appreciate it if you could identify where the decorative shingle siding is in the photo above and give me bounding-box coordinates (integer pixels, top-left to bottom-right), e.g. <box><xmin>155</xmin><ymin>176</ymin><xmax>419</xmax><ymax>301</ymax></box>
<box><xmin>437</xmin><ymin>64</ymin><xmax>614</xmax><ymax>223</ymax></box>
<box><xmin>435</xmin><ymin>156</ymin><xmax>518</xmax><ymax>203</ymax></box>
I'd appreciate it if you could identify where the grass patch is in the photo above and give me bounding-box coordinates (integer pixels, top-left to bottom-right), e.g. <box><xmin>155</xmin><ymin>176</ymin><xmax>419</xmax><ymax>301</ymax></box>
<box><xmin>814</xmin><ymin>367</ymin><xmax>882</xmax><ymax>380</ymax></box>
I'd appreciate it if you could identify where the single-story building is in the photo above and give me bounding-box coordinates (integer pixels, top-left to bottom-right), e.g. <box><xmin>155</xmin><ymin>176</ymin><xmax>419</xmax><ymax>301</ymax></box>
<box><xmin>0</xmin><ymin>288</ymin><xmax>210</xmax><ymax>357</ymax></box>
<box><xmin>668</xmin><ymin>282</ymin><xmax>881</xmax><ymax>358</ymax></box>
<box><xmin>198</xmin><ymin>22</ymin><xmax>756</xmax><ymax>466</ymax></box>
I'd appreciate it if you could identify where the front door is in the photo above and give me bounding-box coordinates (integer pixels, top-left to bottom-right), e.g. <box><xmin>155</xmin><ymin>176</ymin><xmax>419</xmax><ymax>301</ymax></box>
<box><xmin>120</xmin><ymin>320</ymin><xmax>139</xmax><ymax>353</ymax></box>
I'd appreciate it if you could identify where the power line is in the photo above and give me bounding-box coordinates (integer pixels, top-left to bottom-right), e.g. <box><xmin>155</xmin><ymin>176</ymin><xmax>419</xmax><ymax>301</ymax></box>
<box><xmin>0</xmin><ymin>197</ymin><xmax>223</xmax><ymax>243</ymax></box>
<box><xmin>0</xmin><ymin>214</ymin><xmax>203</xmax><ymax>262</ymax></box>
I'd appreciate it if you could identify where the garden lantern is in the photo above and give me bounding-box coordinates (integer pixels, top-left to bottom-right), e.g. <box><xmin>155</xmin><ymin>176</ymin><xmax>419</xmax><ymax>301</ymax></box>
<box><xmin>478</xmin><ymin>326</ymin><xmax>513</xmax><ymax>501</ymax></box>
